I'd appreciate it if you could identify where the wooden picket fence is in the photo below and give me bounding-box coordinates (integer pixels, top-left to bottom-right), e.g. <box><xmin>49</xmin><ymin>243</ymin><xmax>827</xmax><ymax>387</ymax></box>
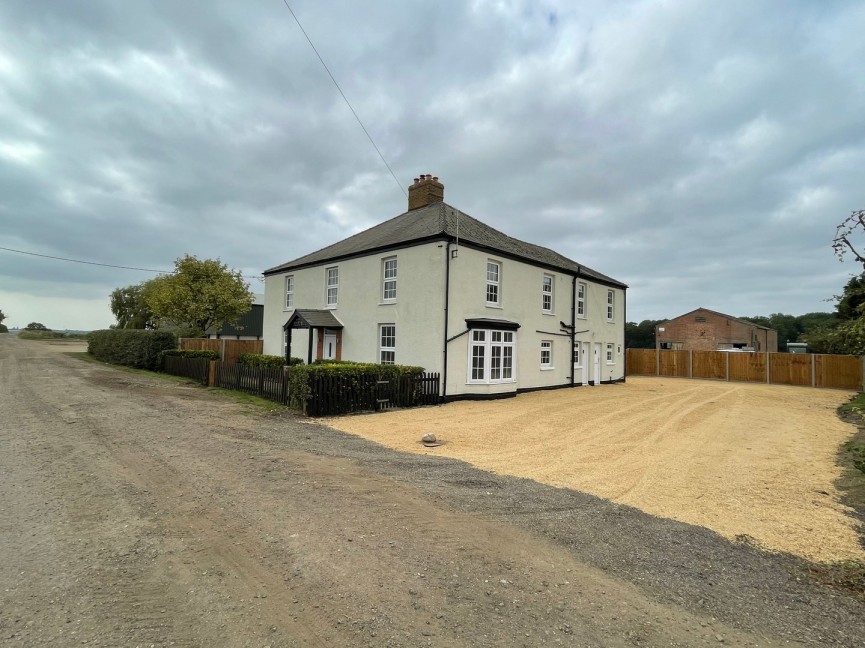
<box><xmin>626</xmin><ymin>348</ymin><xmax>864</xmax><ymax>390</ymax></box>
<box><xmin>179</xmin><ymin>338</ymin><xmax>263</xmax><ymax>364</ymax></box>
<box><xmin>306</xmin><ymin>372</ymin><xmax>441</xmax><ymax>417</ymax></box>
<box><xmin>162</xmin><ymin>359</ymin><xmax>440</xmax><ymax>414</ymax></box>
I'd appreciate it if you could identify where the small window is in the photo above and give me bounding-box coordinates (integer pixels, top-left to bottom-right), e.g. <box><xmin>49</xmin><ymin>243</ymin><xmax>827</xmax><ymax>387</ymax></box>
<box><xmin>572</xmin><ymin>343</ymin><xmax>581</xmax><ymax>367</ymax></box>
<box><xmin>379</xmin><ymin>324</ymin><xmax>395</xmax><ymax>365</ymax></box>
<box><xmin>577</xmin><ymin>282</ymin><xmax>586</xmax><ymax>318</ymax></box>
<box><xmin>541</xmin><ymin>340</ymin><xmax>553</xmax><ymax>369</ymax></box>
<box><xmin>382</xmin><ymin>257</ymin><xmax>397</xmax><ymax>302</ymax></box>
<box><xmin>285</xmin><ymin>275</ymin><xmax>294</xmax><ymax>309</ymax></box>
<box><xmin>606</xmin><ymin>343</ymin><xmax>614</xmax><ymax>363</ymax></box>
<box><xmin>486</xmin><ymin>261</ymin><xmax>501</xmax><ymax>306</ymax></box>
<box><xmin>542</xmin><ymin>274</ymin><xmax>553</xmax><ymax>313</ymax></box>
<box><xmin>326</xmin><ymin>267</ymin><xmax>339</xmax><ymax>307</ymax></box>
<box><xmin>695</xmin><ymin>316</ymin><xmax>706</xmax><ymax>322</ymax></box>
<box><xmin>606</xmin><ymin>290</ymin><xmax>614</xmax><ymax>321</ymax></box>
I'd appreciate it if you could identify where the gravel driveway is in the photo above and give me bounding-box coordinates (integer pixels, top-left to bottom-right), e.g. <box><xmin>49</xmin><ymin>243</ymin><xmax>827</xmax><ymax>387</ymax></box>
<box><xmin>1</xmin><ymin>336</ymin><xmax>863</xmax><ymax>647</ymax></box>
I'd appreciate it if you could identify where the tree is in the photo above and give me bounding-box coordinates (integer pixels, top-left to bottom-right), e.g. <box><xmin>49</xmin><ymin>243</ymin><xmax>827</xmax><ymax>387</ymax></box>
<box><xmin>833</xmin><ymin>209</ymin><xmax>865</xmax><ymax>268</ymax></box>
<box><xmin>0</xmin><ymin>309</ymin><xmax>6</xmax><ymax>333</ymax></box>
<box><xmin>24</xmin><ymin>322</ymin><xmax>49</xmax><ymax>331</ymax></box>
<box><xmin>110</xmin><ymin>283</ymin><xmax>155</xmax><ymax>329</ymax></box>
<box><xmin>625</xmin><ymin>319</ymin><xmax>665</xmax><ymax>348</ymax></box>
<box><xmin>0</xmin><ymin>309</ymin><xmax>6</xmax><ymax>325</ymax></box>
<box><xmin>144</xmin><ymin>255</ymin><xmax>252</xmax><ymax>336</ymax></box>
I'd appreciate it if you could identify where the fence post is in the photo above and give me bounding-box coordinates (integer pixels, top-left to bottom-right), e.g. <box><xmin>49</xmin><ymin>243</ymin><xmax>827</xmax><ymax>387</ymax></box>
<box><xmin>811</xmin><ymin>354</ymin><xmax>816</xmax><ymax>388</ymax></box>
<box><xmin>655</xmin><ymin>347</ymin><xmax>660</xmax><ymax>377</ymax></box>
<box><xmin>208</xmin><ymin>360</ymin><xmax>217</xmax><ymax>387</ymax></box>
<box><xmin>725</xmin><ymin>352</ymin><xmax>730</xmax><ymax>381</ymax></box>
<box><xmin>689</xmin><ymin>350</ymin><xmax>693</xmax><ymax>378</ymax></box>
<box><xmin>766</xmin><ymin>351</ymin><xmax>771</xmax><ymax>384</ymax></box>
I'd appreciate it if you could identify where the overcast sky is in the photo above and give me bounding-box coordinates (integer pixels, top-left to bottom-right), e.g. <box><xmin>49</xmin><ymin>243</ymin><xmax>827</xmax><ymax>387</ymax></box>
<box><xmin>1</xmin><ymin>0</ymin><xmax>864</xmax><ymax>330</ymax></box>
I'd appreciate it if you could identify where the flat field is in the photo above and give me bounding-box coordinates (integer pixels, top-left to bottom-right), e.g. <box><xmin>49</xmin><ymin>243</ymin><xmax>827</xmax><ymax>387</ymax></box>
<box><xmin>330</xmin><ymin>376</ymin><xmax>864</xmax><ymax>563</ymax></box>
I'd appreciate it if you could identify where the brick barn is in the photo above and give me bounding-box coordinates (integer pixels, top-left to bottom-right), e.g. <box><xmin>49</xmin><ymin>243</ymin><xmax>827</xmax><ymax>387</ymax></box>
<box><xmin>655</xmin><ymin>307</ymin><xmax>778</xmax><ymax>352</ymax></box>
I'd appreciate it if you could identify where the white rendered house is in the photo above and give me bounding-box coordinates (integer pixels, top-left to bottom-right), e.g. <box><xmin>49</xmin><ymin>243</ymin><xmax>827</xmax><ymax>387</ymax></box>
<box><xmin>262</xmin><ymin>175</ymin><xmax>627</xmax><ymax>400</ymax></box>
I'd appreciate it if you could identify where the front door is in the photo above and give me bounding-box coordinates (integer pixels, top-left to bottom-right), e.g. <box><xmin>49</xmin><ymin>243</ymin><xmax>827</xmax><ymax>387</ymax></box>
<box><xmin>593</xmin><ymin>343</ymin><xmax>601</xmax><ymax>385</ymax></box>
<box><xmin>323</xmin><ymin>330</ymin><xmax>337</xmax><ymax>360</ymax></box>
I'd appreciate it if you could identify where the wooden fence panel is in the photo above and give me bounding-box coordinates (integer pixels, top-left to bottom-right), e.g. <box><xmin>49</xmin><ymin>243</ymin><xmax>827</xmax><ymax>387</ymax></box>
<box><xmin>770</xmin><ymin>354</ymin><xmax>812</xmax><ymax>386</ymax></box>
<box><xmin>180</xmin><ymin>338</ymin><xmax>220</xmax><ymax>353</ymax></box>
<box><xmin>691</xmin><ymin>351</ymin><xmax>726</xmax><ymax>380</ymax></box>
<box><xmin>658</xmin><ymin>350</ymin><xmax>689</xmax><ymax>377</ymax></box>
<box><xmin>815</xmin><ymin>355</ymin><xmax>863</xmax><ymax>390</ymax></box>
<box><xmin>222</xmin><ymin>339</ymin><xmax>264</xmax><ymax>364</ymax></box>
<box><xmin>626</xmin><ymin>349</ymin><xmax>657</xmax><ymax>375</ymax></box>
<box><xmin>728</xmin><ymin>352</ymin><xmax>766</xmax><ymax>382</ymax></box>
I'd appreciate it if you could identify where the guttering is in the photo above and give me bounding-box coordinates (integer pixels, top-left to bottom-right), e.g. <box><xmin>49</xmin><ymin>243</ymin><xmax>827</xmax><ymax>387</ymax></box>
<box><xmin>570</xmin><ymin>266</ymin><xmax>581</xmax><ymax>387</ymax></box>
<box><xmin>442</xmin><ymin>241</ymin><xmax>452</xmax><ymax>401</ymax></box>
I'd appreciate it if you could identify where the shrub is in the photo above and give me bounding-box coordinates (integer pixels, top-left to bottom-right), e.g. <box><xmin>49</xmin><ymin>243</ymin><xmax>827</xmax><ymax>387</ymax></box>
<box><xmin>287</xmin><ymin>362</ymin><xmax>424</xmax><ymax>411</ymax></box>
<box><xmin>158</xmin><ymin>348</ymin><xmax>220</xmax><ymax>369</ymax></box>
<box><xmin>0</xmin><ymin>324</ymin><xmax>8</xmax><ymax>333</ymax></box>
<box><xmin>88</xmin><ymin>329</ymin><xmax>177</xmax><ymax>371</ymax></box>
<box><xmin>18</xmin><ymin>330</ymin><xmax>64</xmax><ymax>340</ymax></box>
<box><xmin>238</xmin><ymin>353</ymin><xmax>302</xmax><ymax>368</ymax></box>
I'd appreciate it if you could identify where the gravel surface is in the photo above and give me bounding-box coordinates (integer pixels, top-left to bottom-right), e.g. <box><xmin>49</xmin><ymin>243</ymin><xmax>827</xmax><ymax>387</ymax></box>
<box><xmin>1</xmin><ymin>337</ymin><xmax>863</xmax><ymax>647</ymax></box>
<box><xmin>329</xmin><ymin>379</ymin><xmax>863</xmax><ymax>562</ymax></box>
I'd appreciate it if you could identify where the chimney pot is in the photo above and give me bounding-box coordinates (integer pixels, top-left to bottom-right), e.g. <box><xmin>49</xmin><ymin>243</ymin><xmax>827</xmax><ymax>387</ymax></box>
<box><xmin>407</xmin><ymin>172</ymin><xmax>444</xmax><ymax>211</ymax></box>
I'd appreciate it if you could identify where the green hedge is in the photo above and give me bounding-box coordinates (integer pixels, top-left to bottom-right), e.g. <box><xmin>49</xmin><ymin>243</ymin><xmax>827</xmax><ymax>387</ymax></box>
<box><xmin>287</xmin><ymin>362</ymin><xmax>424</xmax><ymax>410</ymax></box>
<box><xmin>88</xmin><ymin>329</ymin><xmax>177</xmax><ymax>370</ymax></box>
<box><xmin>238</xmin><ymin>353</ymin><xmax>303</xmax><ymax>368</ymax></box>
<box><xmin>158</xmin><ymin>348</ymin><xmax>220</xmax><ymax>369</ymax></box>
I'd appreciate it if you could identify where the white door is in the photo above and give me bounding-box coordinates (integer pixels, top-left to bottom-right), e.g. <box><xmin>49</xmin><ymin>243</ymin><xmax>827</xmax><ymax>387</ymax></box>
<box><xmin>323</xmin><ymin>330</ymin><xmax>337</xmax><ymax>360</ymax></box>
<box><xmin>582</xmin><ymin>342</ymin><xmax>591</xmax><ymax>386</ymax></box>
<box><xmin>593</xmin><ymin>343</ymin><xmax>601</xmax><ymax>385</ymax></box>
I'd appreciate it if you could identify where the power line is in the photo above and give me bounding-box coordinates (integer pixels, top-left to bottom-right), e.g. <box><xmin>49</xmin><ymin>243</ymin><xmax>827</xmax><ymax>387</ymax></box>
<box><xmin>279</xmin><ymin>0</ymin><xmax>407</xmax><ymax>198</ymax></box>
<box><xmin>0</xmin><ymin>246</ymin><xmax>264</xmax><ymax>282</ymax></box>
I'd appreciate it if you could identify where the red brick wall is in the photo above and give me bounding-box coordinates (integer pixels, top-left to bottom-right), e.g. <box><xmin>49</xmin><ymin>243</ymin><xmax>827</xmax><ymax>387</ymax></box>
<box><xmin>656</xmin><ymin>309</ymin><xmax>777</xmax><ymax>352</ymax></box>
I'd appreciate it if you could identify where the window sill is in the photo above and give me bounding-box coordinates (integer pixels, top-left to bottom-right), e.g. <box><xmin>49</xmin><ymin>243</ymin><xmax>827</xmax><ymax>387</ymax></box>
<box><xmin>542</xmin><ymin>311</ymin><xmax>555</xmax><ymax>316</ymax></box>
<box><xmin>606</xmin><ymin>362</ymin><xmax>615</xmax><ymax>366</ymax></box>
<box><xmin>466</xmin><ymin>380</ymin><xmax>517</xmax><ymax>385</ymax></box>
<box><xmin>379</xmin><ymin>301</ymin><xmax>396</xmax><ymax>306</ymax></box>
<box><xmin>540</xmin><ymin>367</ymin><xmax>555</xmax><ymax>371</ymax></box>
<box><xmin>486</xmin><ymin>303</ymin><xmax>503</xmax><ymax>309</ymax></box>
<box><xmin>325</xmin><ymin>305</ymin><xmax>338</xmax><ymax>310</ymax></box>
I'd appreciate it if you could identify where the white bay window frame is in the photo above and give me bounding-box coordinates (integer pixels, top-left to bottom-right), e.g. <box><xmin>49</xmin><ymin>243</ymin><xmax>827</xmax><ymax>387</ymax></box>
<box><xmin>467</xmin><ymin>329</ymin><xmax>516</xmax><ymax>384</ymax></box>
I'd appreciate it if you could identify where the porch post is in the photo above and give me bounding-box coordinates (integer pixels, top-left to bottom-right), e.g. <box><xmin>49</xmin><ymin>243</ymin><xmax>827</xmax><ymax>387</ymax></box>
<box><xmin>285</xmin><ymin>327</ymin><xmax>293</xmax><ymax>364</ymax></box>
<box><xmin>307</xmin><ymin>327</ymin><xmax>314</xmax><ymax>365</ymax></box>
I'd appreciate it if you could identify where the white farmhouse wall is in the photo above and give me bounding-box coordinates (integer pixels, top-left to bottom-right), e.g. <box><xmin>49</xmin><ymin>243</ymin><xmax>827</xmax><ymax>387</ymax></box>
<box><xmin>263</xmin><ymin>243</ymin><xmax>447</xmax><ymax>369</ymax></box>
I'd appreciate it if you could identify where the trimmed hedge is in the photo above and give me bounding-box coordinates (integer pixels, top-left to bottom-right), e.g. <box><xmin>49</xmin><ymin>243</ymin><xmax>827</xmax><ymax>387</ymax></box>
<box><xmin>238</xmin><ymin>353</ymin><xmax>303</xmax><ymax>368</ymax></box>
<box><xmin>88</xmin><ymin>329</ymin><xmax>177</xmax><ymax>370</ymax></box>
<box><xmin>287</xmin><ymin>362</ymin><xmax>424</xmax><ymax>410</ymax></box>
<box><xmin>158</xmin><ymin>348</ymin><xmax>220</xmax><ymax>369</ymax></box>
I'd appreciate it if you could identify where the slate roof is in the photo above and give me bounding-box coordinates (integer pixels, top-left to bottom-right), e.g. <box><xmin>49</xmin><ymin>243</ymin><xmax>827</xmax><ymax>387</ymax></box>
<box><xmin>264</xmin><ymin>202</ymin><xmax>626</xmax><ymax>288</ymax></box>
<box><xmin>284</xmin><ymin>309</ymin><xmax>344</xmax><ymax>329</ymax></box>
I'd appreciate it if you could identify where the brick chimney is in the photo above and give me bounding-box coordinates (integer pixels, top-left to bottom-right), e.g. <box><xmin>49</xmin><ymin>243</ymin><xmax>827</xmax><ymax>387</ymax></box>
<box><xmin>407</xmin><ymin>174</ymin><xmax>444</xmax><ymax>211</ymax></box>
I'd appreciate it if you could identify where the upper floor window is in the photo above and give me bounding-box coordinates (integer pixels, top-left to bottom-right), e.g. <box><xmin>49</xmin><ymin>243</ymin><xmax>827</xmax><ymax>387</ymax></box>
<box><xmin>326</xmin><ymin>266</ymin><xmax>339</xmax><ymax>307</ymax></box>
<box><xmin>382</xmin><ymin>257</ymin><xmax>397</xmax><ymax>302</ymax></box>
<box><xmin>542</xmin><ymin>274</ymin><xmax>553</xmax><ymax>313</ymax></box>
<box><xmin>468</xmin><ymin>329</ymin><xmax>515</xmax><ymax>384</ymax></box>
<box><xmin>577</xmin><ymin>282</ymin><xmax>586</xmax><ymax>318</ymax></box>
<box><xmin>606</xmin><ymin>290</ymin><xmax>614</xmax><ymax>321</ymax></box>
<box><xmin>486</xmin><ymin>261</ymin><xmax>501</xmax><ymax>306</ymax></box>
<box><xmin>380</xmin><ymin>324</ymin><xmax>395</xmax><ymax>365</ymax></box>
<box><xmin>541</xmin><ymin>340</ymin><xmax>553</xmax><ymax>369</ymax></box>
<box><xmin>285</xmin><ymin>275</ymin><xmax>294</xmax><ymax>309</ymax></box>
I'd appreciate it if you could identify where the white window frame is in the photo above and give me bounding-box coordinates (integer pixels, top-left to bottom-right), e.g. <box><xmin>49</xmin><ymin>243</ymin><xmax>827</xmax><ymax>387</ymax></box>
<box><xmin>326</xmin><ymin>266</ymin><xmax>339</xmax><ymax>307</ymax></box>
<box><xmin>486</xmin><ymin>260</ymin><xmax>501</xmax><ymax>307</ymax></box>
<box><xmin>542</xmin><ymin>274</ymin><xmax>554</xmax><ymax>314</ymax></box>
<box><xmin>606</xmin><ymin>343</ymin><xmax>614</xmax><ymax>364</ymax></box>
<box><xmin>379</xmin><ymin>324</ymin><xmax>395</xmax><ymax>365</ymax></box>
<box><xmin>606</xmin><ymin>289</ymin><xmax>615</xmax><ymax>322</ymax></box>
<box><xmin>382</xmin><ymin>257</ymin><xmax>397</xmax><ymax>303</ymax></box>
<box><xmin>577</xmin><ymin>282</ymin><xmax>586</xmax><ymax>319</ymax></box>
<box><xmin>467</xmin><ymin>329</ymin><xmax>516</xmax><ymax>384</ymax></box>
<box><xmin>541</xmin><ymin>340</ymin><xmax>553</xmax><ymax>369</ymax></box>
<box><xmin>284</xmin><ymin>275</ymin><xmax>294</xmax><ymax>310</ymax></box>
<box><xmin>572</xmin><ymin>342</ymin><xmax>581</xmax><ymax>367</ymax></box>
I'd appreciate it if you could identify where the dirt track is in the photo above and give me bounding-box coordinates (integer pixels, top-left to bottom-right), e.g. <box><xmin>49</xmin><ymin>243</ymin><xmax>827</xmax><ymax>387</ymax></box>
<box><xmin>1</xmin><ymin>336</ymin><xmax>864</xmax><ymax>647</ymax></box>
<box><xmin>330</xmin><ymin>377</ymin><xmax>863</xmax><ymax>563</ymax></box>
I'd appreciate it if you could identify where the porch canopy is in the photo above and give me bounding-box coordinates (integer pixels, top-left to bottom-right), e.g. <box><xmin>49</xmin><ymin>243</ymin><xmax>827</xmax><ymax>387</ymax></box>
<box><xmin>283</xmin><ymin>309</ymin><xmax>344</xmax><ymax>364</ymax></box>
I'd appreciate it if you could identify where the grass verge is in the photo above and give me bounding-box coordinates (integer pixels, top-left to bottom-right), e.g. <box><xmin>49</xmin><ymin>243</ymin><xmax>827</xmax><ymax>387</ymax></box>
<box><xmin>67</xmin><ymin>351</ymin><xmax>288</xmax><ymax>414</ymax></box>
